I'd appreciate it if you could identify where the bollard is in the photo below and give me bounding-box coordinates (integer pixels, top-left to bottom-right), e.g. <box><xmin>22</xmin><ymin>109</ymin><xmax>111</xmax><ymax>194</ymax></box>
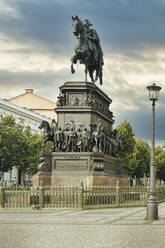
<box><xmin>39</xmin><ymin>180</ymin><xmax>44</xmax><ymax>208</ymax></box>
<box><xmin>146</xmin><ymin>180</ymin><xmax>150</xmax><ymax>204</ymax></box>
<box><xmin>155</xmin><ymin>184</ymin><xmax>159</xmax><ymax>203</ymax></box>
<box><xmin>115</xmin><ymin>180</ymin><xmax>120</xmax><ymax>207</ymax></box>
<box><xmin>80</xmin><ymin>182</ymin><xmax>84</xmax><ymax>210</ymax></box>
<box><xmin>0</xmin><ymin>181</ymin><xmax>5</xmax><ymax>208</ymax></box>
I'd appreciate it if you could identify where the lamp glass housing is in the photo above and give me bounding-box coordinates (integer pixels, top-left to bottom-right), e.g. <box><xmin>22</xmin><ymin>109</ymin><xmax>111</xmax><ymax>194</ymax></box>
<box><xmin>147</xmin><ymin>83</ymin><xmax>161</xmax><ymax>101</ymax></box>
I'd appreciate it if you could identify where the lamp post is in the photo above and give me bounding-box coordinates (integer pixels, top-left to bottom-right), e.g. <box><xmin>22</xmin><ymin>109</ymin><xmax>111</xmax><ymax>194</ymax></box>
<box><xmin>146</xmin><ymin>83</ymin><xmax>161</xmax><ymax>220</ymax></box>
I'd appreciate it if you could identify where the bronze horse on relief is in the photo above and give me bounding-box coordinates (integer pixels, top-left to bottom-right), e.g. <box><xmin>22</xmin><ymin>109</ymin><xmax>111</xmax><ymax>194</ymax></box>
<box><xmin>38</xmin><ymin>120</ymin><xmax>57</xmax><ymax>150</ymax></box>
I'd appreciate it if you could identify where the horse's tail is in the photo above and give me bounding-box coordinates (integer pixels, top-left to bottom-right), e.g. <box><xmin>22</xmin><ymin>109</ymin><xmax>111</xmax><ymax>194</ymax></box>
<box><xmin>99</xmin><ymin>66</ymin><xmax>103</xmax><ymax>85</ymax></box>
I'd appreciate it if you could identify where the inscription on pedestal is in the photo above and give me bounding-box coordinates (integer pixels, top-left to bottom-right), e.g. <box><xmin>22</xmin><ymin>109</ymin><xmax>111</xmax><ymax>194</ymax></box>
<box><xmin>54</xmin><ymin>159</ymin><xmax>88</xmax><ymax>171</ymax></box>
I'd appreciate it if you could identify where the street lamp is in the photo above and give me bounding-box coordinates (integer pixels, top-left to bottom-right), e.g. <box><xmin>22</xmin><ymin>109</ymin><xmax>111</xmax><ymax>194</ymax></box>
<box><xmin>146</xmin><ymin>83</ymin><xmax>161</xmax><ymax>220</ymax></box>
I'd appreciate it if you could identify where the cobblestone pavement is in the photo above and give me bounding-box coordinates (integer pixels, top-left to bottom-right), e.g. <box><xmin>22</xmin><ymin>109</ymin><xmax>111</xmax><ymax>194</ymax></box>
<box><xmin>0</xmin><ymin>203</ymin><xmax>165</xmax><ymax>248</ymax></box>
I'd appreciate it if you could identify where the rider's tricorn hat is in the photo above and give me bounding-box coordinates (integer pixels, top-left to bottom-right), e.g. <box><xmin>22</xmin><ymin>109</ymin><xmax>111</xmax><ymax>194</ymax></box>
<box><xmin>83</xmin><ymin>19</ymin><xmax>93</xmax><ymax>27</ymax></box>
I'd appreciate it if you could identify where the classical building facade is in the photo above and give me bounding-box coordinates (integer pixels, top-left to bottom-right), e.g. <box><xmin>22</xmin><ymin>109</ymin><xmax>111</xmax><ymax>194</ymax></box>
<box><xmin>9</xmin><ymin>89</ymin><xmax>57</xmax><ymax>120</ymax></box>
<box><xmin>0</xmin><ymin>98</ymin><xmax>51</xmax><ymax>133</ymax></box>
<box><xmin>0</xmin><ymin>98</ymin><xmax>51</xmax><ymax>185</ymax></box>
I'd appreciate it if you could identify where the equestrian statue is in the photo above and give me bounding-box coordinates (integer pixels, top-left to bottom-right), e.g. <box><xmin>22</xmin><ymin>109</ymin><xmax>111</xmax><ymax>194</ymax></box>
<box><xmin>71</xmin><ymin>15</ymin><xmax>104</xmax><ymax>85</ymax></box>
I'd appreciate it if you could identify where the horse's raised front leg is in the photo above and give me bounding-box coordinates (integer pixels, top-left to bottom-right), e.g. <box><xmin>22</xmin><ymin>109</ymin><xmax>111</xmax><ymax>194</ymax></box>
<box><xmin>71</xmin><ymin>63</ymin><xmax>75</xmax><ymax>74</ymax></box>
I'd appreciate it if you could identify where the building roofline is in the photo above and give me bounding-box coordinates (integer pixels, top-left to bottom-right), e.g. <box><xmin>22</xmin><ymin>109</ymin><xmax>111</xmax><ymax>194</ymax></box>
<box><xmin>29</xmin><ymin>109</ymin><xmax>56</xmax><ymax>111</ymax></box>
<box><xmin>0</xmin><ymin>98</ymin><xmax>52</xmax><ymax>122</ymax></box>
<box><xmin>9</xmin><ymin>93</ymin><xmax>26</xmax><ymax>100</ymax></box>
<box><xmin>9</xmin><ymin>91</ymin><xmax>57</xmax><ymax>106</ymax></box>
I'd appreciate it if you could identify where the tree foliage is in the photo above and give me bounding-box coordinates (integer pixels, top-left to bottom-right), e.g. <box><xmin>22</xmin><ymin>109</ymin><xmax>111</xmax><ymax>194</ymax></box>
<box><xmin>116</xmin><ymin>121</ymin><xmax>151</xmax><ymax>178</ymax></box>
<box><xmin>116</xmin><ymin>120</ymin><xmax>136</xmax><ymax>175</ymax></box>
<box><xmin>0</xmin><ymin>115</ymin><xmax>43</xmax><ymax>175</ymax></box>
<box><xmin>117</xmin><ymin>120</ymin><xmax>135</xmax><ymax>157</ymax></box>
<box><xmin>155</xmin><ymin>146</ymin><xmax>165</xmax><ymax>181</ymax></box>
<box><xmin>129</xmin><ymin>139</ymin><xmax>151</xmax><ymax>178</ymax></box>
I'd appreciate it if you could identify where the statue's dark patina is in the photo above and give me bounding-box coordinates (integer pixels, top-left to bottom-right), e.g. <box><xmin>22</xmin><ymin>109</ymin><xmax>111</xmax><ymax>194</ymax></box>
<box><xmin>39</xmin><ymin>119</ymin><xmax>123</xmax><ymax>157</ymax></box>
<box><xmin>71</xmin><ymin>15</ymin><xmax>104</xmax><ymax>85</ymax></box>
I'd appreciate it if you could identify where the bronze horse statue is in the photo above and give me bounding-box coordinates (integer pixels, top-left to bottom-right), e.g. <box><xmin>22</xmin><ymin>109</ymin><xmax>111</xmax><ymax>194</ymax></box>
<box><xmin>38</xmin><ymin>120</ymin><xmax>57</xmax><ymax>150</ymax></box>
<box><xmin>71</xmin><ymin>15</ymin><xmax>103</xmax><ymax>85</ymax></box>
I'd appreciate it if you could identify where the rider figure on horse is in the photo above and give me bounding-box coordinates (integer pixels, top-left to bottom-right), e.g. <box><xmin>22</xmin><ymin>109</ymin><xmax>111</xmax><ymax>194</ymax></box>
<box><xmin>83</xmin><ymin>19</ymin><xmax>104</xmax><ymax>68</ymax></box>
<box><xmin>71</xmin><ymin>15</ymin><xmax>104</xmax><ymax>85</ymax></box>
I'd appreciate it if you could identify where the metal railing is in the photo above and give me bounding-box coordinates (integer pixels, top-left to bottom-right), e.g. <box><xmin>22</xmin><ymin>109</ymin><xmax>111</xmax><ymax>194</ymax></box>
<box><xmin>0</xmin><ymin>181</ymin><xmax>165</xmax><ymax>209</ymax></box>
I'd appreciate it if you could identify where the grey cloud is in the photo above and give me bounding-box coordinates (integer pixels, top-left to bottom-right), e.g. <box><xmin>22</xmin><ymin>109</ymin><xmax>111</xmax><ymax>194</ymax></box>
<box><xmin>0</xmin><ymin>68</ymin><xmax>84</xmax><ymax>99</ymax></box>
<box><xmin>1</xmin><ymin>0</ymin><xmax>165</xmax><ymax>55</ymax></box>
<box><xmin>103</xmin><ymin>76</ymin><xmax>147</xmax><ymax>111</ymax></box>
<box><xmin>113</xmin><ymin>104</ymin><xmax>165</xmax><ymax>145</ymax></box>
<box><xmin>102</xmin><ymin>75</ymin><xmax>165</xmax><ymax>144</ymax></box>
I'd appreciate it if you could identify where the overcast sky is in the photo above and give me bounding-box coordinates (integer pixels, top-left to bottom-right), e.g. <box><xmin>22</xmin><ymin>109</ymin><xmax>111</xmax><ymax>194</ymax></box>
<box><xmin>0</xmin><ymin>0</ymin><xmax>164</xmax><ymax>145</ymax></box>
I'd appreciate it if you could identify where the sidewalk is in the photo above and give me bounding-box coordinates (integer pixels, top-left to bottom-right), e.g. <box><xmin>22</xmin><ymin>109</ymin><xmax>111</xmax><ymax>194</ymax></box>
<box><xmin>0</xmin><ymin>203</ymin><xmax>165</xmax><ymax>248</ymax></box>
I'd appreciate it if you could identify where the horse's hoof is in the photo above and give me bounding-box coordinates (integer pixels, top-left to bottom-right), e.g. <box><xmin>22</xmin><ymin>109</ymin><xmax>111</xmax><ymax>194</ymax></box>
<box><xmin>71</xmin><ymin>69</ymin><xmax>75</xmax><ymax>74</ymax></box>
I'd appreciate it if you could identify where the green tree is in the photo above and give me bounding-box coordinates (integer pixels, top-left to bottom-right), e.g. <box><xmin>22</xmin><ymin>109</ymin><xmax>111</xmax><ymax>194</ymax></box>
<box><xmin>155</xmin><ymin>146</ymin><xmax>165</xmax><ymax>181</ymax></box>
<box><xmin>116</xmin><ymin>121</ymin><xmax>151</xmax><ymax>178</ymax></box>
<box><xmin>129</xmin><ymin>139</ymin><xmax>151</xmax><ymax>178</ymax></box>
<box><xmin>0</xmin><ymin>115</ymin><xmax>43</xmax><ymax>180</ymax></box>
<box><xmin>18</xmin><ymin>126</ymin><xmax>43</xmax><ymax>176</ymax></box>
<box><xmin>0</xmin><ymin>115</ymin><xmax>25</xmax><ymax>172</ymax></box>
<box><xmin>116</xmin><ymin>120</ymin><xmax>136</xmax><ymax>175</ymax></box>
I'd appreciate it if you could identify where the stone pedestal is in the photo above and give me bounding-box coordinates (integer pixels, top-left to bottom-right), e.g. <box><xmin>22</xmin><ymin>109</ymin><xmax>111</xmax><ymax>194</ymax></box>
<box><xmin>56</xmin><ymin>81</ymin><xmax>114</xmax><ymax>132</ymax></box>
<box><xmin>33</xmin><ymin>152</ymin><xmax>129</xmax><ymax>186</ymax></box>
<box><xmin>33</xmin><ymin>81</ymin><xmax>129</xmax><ymax>186</ymax></box>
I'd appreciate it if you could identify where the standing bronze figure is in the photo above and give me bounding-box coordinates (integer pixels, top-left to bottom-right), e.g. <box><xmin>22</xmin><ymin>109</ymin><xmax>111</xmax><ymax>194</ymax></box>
<box><xmin>71</xmin><ymin>15</ymin><xmax>104</xmax><ymax>85</ymax></box>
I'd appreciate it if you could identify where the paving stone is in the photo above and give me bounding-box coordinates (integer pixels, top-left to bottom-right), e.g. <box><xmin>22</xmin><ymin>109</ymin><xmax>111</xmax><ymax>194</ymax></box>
<box><xmin>0</xmin><ymin>203</ymin><xmax>165</xmax><ymax>248</ymax></box>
